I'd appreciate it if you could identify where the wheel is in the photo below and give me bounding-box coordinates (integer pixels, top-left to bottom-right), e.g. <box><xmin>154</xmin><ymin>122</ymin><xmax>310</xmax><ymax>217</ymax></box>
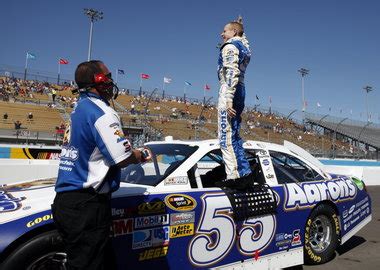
<box><xmin>304</xmin><ymin>204</ymin><xmax>340</xmax><ymax>265</ymax></box>
<box><xmin>1</xmin><ymin>230</ymin><xmax>66</xmax><ymax>270</ymax></box>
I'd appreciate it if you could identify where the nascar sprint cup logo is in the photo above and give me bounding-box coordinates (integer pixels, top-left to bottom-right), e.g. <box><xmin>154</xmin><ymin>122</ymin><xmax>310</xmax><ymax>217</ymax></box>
<box><xmin>284</xmin><ymin>178</ymin><xmax>357</xmax><ymax>210</ymax></box>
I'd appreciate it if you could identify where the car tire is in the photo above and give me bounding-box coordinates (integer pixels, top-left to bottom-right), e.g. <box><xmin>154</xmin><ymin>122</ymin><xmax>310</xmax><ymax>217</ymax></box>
<box><xmin>1</xmin><ymin>230</ymin><xmax>66</xmax><ymax>270</ymax></box>
<box><xmin>304</xmin><ymin>204</ymin><xmax>340</xmax><ymax>265</ymax></box>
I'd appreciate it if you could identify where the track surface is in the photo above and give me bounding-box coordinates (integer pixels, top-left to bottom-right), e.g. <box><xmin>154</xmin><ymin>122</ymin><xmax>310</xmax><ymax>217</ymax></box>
<box><xmin>301</xmin><ymin>186</ymin><xmax>380</xmax><ymax>270</ymax></box>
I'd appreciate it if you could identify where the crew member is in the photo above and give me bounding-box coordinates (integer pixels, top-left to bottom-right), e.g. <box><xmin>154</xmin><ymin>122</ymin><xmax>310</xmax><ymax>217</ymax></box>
<box><xmin>52</xmin><ymin>60</ymin><xmax>150</xmax><ymax>270</ymax></box>
<box><xmin>216</xmin><ymin>17</ymin><xmax>253</xmax><ymax>189</ymax></box>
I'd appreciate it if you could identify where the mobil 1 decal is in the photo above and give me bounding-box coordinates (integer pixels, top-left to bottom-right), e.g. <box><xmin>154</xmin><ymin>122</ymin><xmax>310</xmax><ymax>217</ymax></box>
<box><xmin>188</xmin><ymin>192</ymin><xmax>276</xmax><ymax>267</ymax></box>
<box><xmin>284</xmin><ymin>178</ymin><xmax>357</xmax><ymax>210</ymax></box>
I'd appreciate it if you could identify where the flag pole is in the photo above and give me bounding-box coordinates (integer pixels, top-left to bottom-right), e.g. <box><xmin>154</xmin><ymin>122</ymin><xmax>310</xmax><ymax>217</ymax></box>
<box><xmin>57</xmin><ymin>60</ymin><xmax>61</xmax><ymax>85</ymax></box>
<box><xmin>203</xmin><ymin>86</ymin><xmax>205</xmax><ymax>105</ymax></box>
<box><xmin>162</xmin><ymin>79</ymin><xmax>165</xmax><ymax>99</ymax></box>
<box><xmin>139</xmin><ymin>74</ymin><xmax>142</xmax><ymax>96</ymax></box>
<box><xmin>24</xmin><ymin>53</ymin><xmax>28</xmax><ymax>80</ymax></box>
<box><xmin>183</xmin><ymin>85</ymin><xmax>186</xmax><ymax>102</ymax></box>
<box><xmin>115</xmin><ymin>68</ymin><xmax>119</xmax><ymax>86</ymax></box>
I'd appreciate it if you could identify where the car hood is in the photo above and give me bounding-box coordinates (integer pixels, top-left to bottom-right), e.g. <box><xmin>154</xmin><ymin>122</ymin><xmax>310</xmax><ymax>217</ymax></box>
<box><xmin>0</xmin><ymin>178</ymin><xmax>56</xmax><ymax>225</ymax></box>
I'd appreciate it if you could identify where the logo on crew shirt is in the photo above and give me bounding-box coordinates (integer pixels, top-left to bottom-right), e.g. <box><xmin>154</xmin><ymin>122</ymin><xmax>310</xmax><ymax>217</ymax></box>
<box><xmin>60</xmin><ymin>146</ymin><xmax>78</xmax><ymax>161</ymax></box>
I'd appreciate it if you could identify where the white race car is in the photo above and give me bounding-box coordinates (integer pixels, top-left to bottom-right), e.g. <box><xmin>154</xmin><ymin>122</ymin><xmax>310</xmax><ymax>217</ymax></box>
<box><xmin>0</xmin><ymin>139</ymin><xmax>372</xmax><ymax>269</ymax></box>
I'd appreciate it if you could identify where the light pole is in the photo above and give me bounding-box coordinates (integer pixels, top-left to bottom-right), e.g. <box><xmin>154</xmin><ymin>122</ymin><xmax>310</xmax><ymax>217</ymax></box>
<box><xmin>84</xmin><ymin>8</ymin><xmax>103</xmax><ymax>61</ymax></box>
<box><xmin>298</xmin><ymin>68</ymin><xmax>309</xmax><ymax>112</ymax></box>
<box><xmin>363</xmin><ymin>86</ymin><xmax>373</xmax><ymax>122</ymax></box>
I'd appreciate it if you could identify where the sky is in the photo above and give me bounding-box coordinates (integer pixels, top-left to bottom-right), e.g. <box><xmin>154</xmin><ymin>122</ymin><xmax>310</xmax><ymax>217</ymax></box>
<box><xmin>1</xmin><ymin>0</ymin><xmax>379</xmax><ymax>123</ymax></box>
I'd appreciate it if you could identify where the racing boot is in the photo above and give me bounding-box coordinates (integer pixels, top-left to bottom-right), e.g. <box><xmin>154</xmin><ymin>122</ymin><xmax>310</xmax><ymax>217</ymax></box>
<box><xmin>215</xmin><ymin>173</ymin><xmax>254</xmax><ymax>190</ymax></box>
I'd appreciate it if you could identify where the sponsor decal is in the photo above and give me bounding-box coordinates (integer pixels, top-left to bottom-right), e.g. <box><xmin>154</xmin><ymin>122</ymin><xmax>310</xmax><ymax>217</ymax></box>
<box><xmin>135</xmin><ymin>214</ymin><xmax>169</xmax><ymax>229</ymax></box>
<box><xmin>170</xmin><ymin>211</ymin><xmax>195</xmax><ymax>225</ymax></box>
<box><xmin>112</xmin><ymin>207</ymin><xmax>137</xmax><ymax>218</ymax></box>
<box><xmin>109</xmin><ymin>122</ymin><xmax>119</xmax><ymax>128</ymax></box>
<box><xmin>138</xmin><ymin>246</ymin><xmax>168</xmax><ymax>261</ymax></box>
<box><xmin>26</xmin><ymin>214</ymin><xmax>53</xmax><ymax>228</ymax></box>
<box><xmin>219</xmin><ymin>110</ymin><xmax>228</xmax><ymax>149</ymax></box>
<box><xmin>170</xmin><ymin>223</ymin><xmax>194</xmax><ymax>238</ymax></box>
<box><xmin>60</xmin><ymin>146</ymin><xmax>78</xmax><ymax>161</ymax></box>
<box><xmin>0</xmin><ymin>190</ymin><xmax>26</xmax><ymax>212</ymax></box>
<box><xmin>132</xmin><ymin>227</ymin><xmax>170</xmax><ymax>250</ymax></box>
<box><xmin>114</xmin><ymin>129</ymin><xmax>126</xmax><ymax>143</ymax></box>
<box><xmin>111</xmin><ymin>218</ymin><xmax>133</xmax><ymax>237</ymax></box>
<box><xmin>284</xmin><ymin>179</ymin><xmax>357</xmax><ymax>210</ymax></box>
<box><xmin>137</xmin><ymin>201</ymin><xmax>166</xmax><ymax>215</ymax></box>
<box><xmin>132</xmin><ymin>229</ymin><xmax>152</xmax><ymax>250</ymax></box>
<box><xmin>164</xmin><ymin>176</ymin><xmax>188</xmax><ymax>186</ymax></box>
<box><xmin>291</xmin><ymin>229</ymin><xmax>301</xmax><ymax>246</ymax></box>
<box><xmin>262</xmin><ymin>159</ymin><xmax>270</xmax><ymax>166</ymax></box>
<box><xmin>266</xmin><ymin>173</ymin><xmax>275</xmax><ymax>179</ymax></box>
<box><xmin>343</xmin><ymin>197</ymin><xmax>370</xmax><ymax>231</ymax></box>
<box><xmin>165</xmin><ymin>194</ymin><xmax>197</xmax><ymax>212</ymax></box>
<box><xmin>152</xmin><ymin>226</ymin><xmax>170</xmax><ymax>247</ymax></box>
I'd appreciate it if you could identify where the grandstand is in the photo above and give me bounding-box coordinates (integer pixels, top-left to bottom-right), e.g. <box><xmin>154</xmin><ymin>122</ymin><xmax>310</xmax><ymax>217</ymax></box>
<box><xmin>1</xmin><ymin>75</ymin><xmax>376</xmax><ymax>160</ymax></box>
<box><xmin>306</xmin><ymin>113</ymin><xmax>380</xmax><ymax>159</ymax></box>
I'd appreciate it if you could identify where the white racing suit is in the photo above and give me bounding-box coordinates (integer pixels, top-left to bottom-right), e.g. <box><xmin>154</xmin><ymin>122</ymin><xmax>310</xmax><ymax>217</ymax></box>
<box><xmin>218</xmin><ymin>36</ymin><xmax>252</xmax><ymax>180</ymax></box>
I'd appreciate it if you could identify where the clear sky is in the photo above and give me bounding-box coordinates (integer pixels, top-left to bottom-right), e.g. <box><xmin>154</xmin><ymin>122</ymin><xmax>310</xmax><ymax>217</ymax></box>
<box><xmin>1</xmin><ymin>0</ymin><xmax>379</xmax><ymax>123</ymax></box>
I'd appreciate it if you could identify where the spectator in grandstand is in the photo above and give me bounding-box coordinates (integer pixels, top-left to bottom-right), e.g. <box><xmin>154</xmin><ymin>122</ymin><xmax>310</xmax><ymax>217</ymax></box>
<box><xmin>14</xmin><ymin>120</ymin><xmax>22</xmax><ymax>130</ymax></box>
<box><xmin>216</xmin><ymin>17</ymin><xmax>253</xmax><ymax>189</ymax></box>
<box><xmin>52</xmin><ymin>60</ymin><xmax>151</xmax><ymax>270</ymax></box>
<box><xmin>51</xmin><ymin>89</ymin><xmax>57</xmax><ymax>103</ymax></box>
<box><xmin>3</xmin><ymin>112</ymin><xmax>8</xmax><ymax>120</ymax></box>
<box><xmin>27</xmin><ymin>112</ymin><xmax>33</xmax><ymax>120</ymax></box>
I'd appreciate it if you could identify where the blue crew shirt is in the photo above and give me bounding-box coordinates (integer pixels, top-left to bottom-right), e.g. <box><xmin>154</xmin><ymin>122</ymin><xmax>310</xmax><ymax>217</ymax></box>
<box><xmin>55</xmin><ymin>92</ymin><xmax>132</xmax><ymax>193</ymax></box>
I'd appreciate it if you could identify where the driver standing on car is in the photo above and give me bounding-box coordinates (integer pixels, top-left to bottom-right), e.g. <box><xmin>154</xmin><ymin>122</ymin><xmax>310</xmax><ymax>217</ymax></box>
<box><xmin>216</xmin><ymin>17</ymin><xmax>253</xmax><ymax>189</ymax></box>
<box><xmin>52</xmin><ymin>60</ymin><xmax>151</xmax><ymax>270</ymax></box>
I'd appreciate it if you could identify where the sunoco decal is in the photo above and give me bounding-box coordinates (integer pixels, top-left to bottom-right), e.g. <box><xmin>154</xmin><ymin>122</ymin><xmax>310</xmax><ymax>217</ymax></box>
<box><xmin>284</xmin><ymin>179</ymin><xmax>357</xmax><ymax>210</ymax></box>
<box><xmin>164</xmin><ymin>194</ymin><xmax>197</xmax><ymax>212</ymax></box>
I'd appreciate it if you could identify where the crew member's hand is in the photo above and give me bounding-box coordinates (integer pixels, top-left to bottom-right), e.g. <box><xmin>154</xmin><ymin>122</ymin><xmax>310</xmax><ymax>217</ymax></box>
<box><xmin>226</xmin><ymin>101</ymin><xmax>236</xmax><ymax>118</ymax></box>
<box><xmin>139</xmin><ymin>148</ymin><xmax>152</xmax><ymax>163</ymax></box>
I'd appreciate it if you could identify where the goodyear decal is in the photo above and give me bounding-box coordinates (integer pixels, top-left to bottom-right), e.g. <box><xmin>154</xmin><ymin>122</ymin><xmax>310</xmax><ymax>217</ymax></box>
<box><xmin>26</xmin><ymin>214</ymin><xmax>53</xmax><ymax>228</ymax></box>
<box><xmin>170</xmin><ymin>223</ymin><xmax>194</xmax><ymax>238</ymax></box>
<box><xmin>284</xmin><ymin>178</ymin><xmax>357</xmax><ymax>210</ymax></box>
<box><xmin>164</xmin><ymin>194</ymin><xmax>197</xmax><ymax>212</ymax></box>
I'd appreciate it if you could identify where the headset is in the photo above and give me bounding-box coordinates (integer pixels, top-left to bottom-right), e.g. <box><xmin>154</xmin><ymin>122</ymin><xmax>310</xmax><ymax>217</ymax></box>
<box><xmin>72</xmin><ymin>61</ymin><xmax>119</xmax><ymax>100</ymax></box>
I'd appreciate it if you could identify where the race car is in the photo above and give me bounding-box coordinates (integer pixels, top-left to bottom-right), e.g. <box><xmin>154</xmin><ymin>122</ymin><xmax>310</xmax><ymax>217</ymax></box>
<box><xmin>0</xmin><ymin>139</ymin><xmax>372</xmax><ymax>269</ymax></box>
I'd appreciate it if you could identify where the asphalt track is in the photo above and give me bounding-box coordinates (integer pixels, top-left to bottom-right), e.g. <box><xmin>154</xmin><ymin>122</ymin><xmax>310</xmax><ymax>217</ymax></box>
<box><xmin>299</xmin><ymin>185</ymin><xmax>380</xmax><ymax>270</ymax></box>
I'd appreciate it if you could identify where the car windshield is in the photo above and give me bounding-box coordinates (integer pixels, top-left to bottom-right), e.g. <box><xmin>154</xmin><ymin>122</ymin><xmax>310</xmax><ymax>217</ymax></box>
<box><xmin>121</xmin><ymin>143</ymin><xmax>198</xmax><ymax>186</ymax></box>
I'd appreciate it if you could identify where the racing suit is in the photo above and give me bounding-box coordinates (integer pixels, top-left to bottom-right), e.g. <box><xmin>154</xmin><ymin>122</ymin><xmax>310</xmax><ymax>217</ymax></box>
<box><xmin>218</xmin><ymin>36</ymin><xmax>252</xmax><ymax>180</ymax></box>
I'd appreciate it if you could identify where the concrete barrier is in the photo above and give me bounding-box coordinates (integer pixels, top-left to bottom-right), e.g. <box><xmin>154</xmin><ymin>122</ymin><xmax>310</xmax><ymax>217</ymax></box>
<box><xmin>0</xmin><ymin>159</ymin><xmax>59</xmax><ymax>185</ymax></box>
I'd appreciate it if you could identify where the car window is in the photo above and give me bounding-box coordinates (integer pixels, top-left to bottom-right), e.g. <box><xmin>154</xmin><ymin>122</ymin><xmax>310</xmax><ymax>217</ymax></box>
<box><xmin>121</xmin><ymin>144</ymin><xmax>198</xmax><ymax>186</ymax></box>
<box><xmin>270</xmin><ymin>151</ymin><xmax>324</xmax><ymax>183</ymax></box>
<box><xmin>195</xmin><ymin>149</ymin><xmax>264</xmax><ymax>188</ymax></box>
